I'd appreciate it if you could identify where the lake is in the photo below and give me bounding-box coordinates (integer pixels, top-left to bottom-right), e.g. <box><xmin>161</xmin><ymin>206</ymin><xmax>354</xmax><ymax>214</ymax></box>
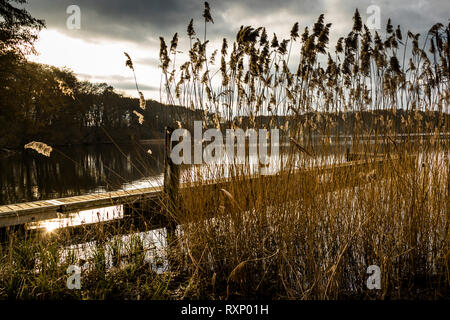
<box><xmin>0</xmin><ymin>142</ymin><xmax>166</xmax><ymax>206</ymax></box>
<box><xmin>2</xmin><ymin>133</ymin><xmax>445</xmax><ymax>206</ymax></box>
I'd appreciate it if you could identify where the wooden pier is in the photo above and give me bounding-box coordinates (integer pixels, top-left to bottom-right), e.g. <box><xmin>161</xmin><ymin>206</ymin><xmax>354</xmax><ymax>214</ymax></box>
<box><xmin>0</xmin><ymin>154</ymin><xmax>396</xmax><ymax>229</ymax></box>
<box><xmin>2</xmin><ymin>121</ymin><xmax>421</xmax><ymax>233</ymax></box>
<box><xmin>0</xmin><ymin>186</ymin><xmax>163</xmax><ymax>228</ymax></box>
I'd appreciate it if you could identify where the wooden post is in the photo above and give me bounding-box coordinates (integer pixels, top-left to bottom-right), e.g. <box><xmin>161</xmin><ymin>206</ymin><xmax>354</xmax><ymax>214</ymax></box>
<box><xmin>0</xmin><ymin>227</ymin><xmax>6</xmax><ymax>244</ymax></box>
<box><xmin>163</xmin><ymin>127</ymin><xmax>180</xmax><ymax>253</ymax></box>
<box><xmin>346</xmin><ymin>147</ymin><xmax>351</xmax><ymax>162</ymax></box>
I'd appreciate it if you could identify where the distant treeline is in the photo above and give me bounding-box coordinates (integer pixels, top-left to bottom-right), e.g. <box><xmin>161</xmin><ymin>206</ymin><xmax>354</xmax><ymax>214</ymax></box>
<box><xmin>239</xmin><ymin>110</ymin><xmax>449</xmax><ymax>136</ymax></box>
<box><xmin>0</xmin><ymin>53</ymin><xmax>205</xmax><ymax>149</ymax></box>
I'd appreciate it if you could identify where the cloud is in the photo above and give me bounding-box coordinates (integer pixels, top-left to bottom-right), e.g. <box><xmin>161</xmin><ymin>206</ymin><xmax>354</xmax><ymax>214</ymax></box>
<box><xmin>24</xmin><ymin>0</ymin><xmax>450</xmax><ymax>97</ymax></box>
<box><xmin>76</xmin><ymin>73</ymin><xmax>159</xmax><ymax>91</ymax></box>
<box><xmin>26</xmin><ymin>0</ymin><xmax>450</xmax><ymax>51</ymax></box>
<box><xmin>135</xmin><ymin>57</ymin><xmax>160</xmax><ymax>67</ymax></box>
<box><xmin>26</xmin><ymin>0</ymin><xmax>328</xmax><ymax>42</ymax></box>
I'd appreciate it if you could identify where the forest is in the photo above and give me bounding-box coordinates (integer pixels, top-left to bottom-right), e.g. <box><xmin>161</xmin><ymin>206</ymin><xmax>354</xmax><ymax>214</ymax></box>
<box><xmin>0</xmin><ymin>53</ymin><xmax>207</xmax><ymax>148</ymax></box>
<box><xmin>0</xmin><ymin>0</ymin><xmax>207</xmax><ymax>149</ymax></box>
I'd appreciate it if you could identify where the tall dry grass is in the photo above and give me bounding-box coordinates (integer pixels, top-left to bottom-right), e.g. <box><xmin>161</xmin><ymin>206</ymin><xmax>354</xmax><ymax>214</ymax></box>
<box><xmin>155</xmin><ymin>5</ymin><xmax>449</xmax><ymax>299</ymax></box>
<box><xmin>0</xmin><ymin>4</ymin><xmax>448</xmax><ymax>299</ymax></box>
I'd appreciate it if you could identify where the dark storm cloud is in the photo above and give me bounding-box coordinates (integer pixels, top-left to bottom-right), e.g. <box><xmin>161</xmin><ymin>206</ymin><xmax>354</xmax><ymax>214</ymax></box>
<box><xmin>26</xmin><ymin>0</ymin><xmax>449</xmax><ymax>44</ymax></box>
<box><xmin>333</xmin><ymin>0</ymin><xmax>449</xmax><ymax>34</ymax></box>
<box><xmin>135</xmin><ymin>57</ymin><xmax>160</xmax><ymax>68</ymax></box>
<box><xmin>25</xmin><ymin>0</ymin><xmax>449</xmax><ymax>95</ymax></box>
<box><xmin>26</xmin><ymin>0</ymin><xmax>325</xmax><ymax>43</ymax></box>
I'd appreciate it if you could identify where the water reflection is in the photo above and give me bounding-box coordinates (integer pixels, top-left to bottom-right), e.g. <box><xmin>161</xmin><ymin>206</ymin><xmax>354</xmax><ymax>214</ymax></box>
<box><xmin>60</xmin><ymin>228</ymin><xmax>169</xmax><ymax>274</ymax></box>
<box><xmin>27</xmin><ymin>205</ymin><xmax>124</xmax><ymax>232</ymax></box>
<box><xmin>3</xmin><ymin>134</ymin><xmax>443</xmax><ymax>206</ymax></box>
<box><xmin>0</xmin><ymin>143</ymin><xmax>165</xmax><ymax>205</ymax></box>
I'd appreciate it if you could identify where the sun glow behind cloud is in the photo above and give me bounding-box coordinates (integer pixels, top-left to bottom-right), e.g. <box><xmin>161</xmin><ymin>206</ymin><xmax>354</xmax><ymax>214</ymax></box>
<box><xmin>29</xmin><ymin>29</ymin><xmax>162</xmax><ymax>99</ymax></box>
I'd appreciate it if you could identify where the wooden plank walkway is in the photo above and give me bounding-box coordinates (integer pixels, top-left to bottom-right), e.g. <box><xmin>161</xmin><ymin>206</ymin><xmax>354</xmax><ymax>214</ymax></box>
<box><xmin>0</xmin><ymin>155</ymin><xmax>398</xmax><ymax>228</ymax></box>
<box><xmin>0</xmin><ymin>186</ymin><xmax>163</xmax><ymax>227</ymax></box>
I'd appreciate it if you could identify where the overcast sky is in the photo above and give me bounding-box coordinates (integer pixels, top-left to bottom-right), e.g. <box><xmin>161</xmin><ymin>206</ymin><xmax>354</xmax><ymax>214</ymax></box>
<box><xmin>25</xmin><ymin>0</ymin><xmax>449</xmax><ymax>100</ymax></box>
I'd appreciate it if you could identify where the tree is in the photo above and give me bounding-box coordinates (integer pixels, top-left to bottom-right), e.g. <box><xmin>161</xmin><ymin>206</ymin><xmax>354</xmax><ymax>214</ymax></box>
<box><xmin>0</xmin><ymin>0</ymin><xmax>45</xmax><ymax>147</ymax></box>
<box><xmin>0</xmin><ymin>0</ymin><xmax>45</xmax><ymax>56</ymax></box>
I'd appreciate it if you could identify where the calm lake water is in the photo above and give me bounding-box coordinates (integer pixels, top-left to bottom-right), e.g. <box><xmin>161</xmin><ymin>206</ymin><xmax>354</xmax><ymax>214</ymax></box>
<box><xmin>0</xmin><ymin>138</ymin><xmax>351</xmax><ymax>206</ymax></box>
<box><xmin>0</xmin><ymin>143</ymin><xmax>166</xmax><ymax>205</ymax></box>
<box><xmin>1</xmin><ymin>133</ymin><xmax>446</xmax><ymax>206</ymax></box>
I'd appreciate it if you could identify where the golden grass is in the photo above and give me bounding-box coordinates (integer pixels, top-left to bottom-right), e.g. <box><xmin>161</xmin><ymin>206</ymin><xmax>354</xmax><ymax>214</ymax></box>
<box><xmin>1</xmin><ymin>4</ymin><xmax>448</xmax><ymax>299</ymax></box>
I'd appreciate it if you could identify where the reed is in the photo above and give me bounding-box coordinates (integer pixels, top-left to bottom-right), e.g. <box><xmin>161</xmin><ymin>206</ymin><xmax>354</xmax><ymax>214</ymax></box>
<box><xmin>0</xmin><ymin>4</ymin><xmax>448</xmax><ymax>299</ymax></box>
<box><xmin>154</xmin><ymin>4</ymin><xmax>449</xmax><ymax>299</ymax></box>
